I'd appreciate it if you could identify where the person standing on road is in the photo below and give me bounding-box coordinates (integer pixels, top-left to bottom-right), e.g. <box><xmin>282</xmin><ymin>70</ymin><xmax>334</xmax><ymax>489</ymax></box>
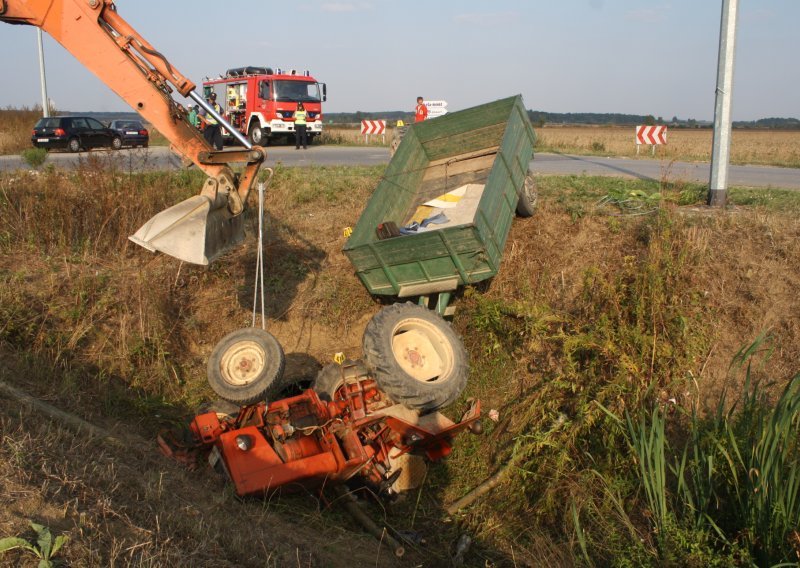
<box><xmin>415</xmin><ymin>96</ymin><xmax>428</xmax><ymax>123</ymax></box>
<box><xmin>294</xmin><ymin>102</ymin><xmax>308</xmax><ymax>150</ymax></box>
<box><xmin>200</xmin><ymin>92</ymin><xmax>224</xmax><ymax>150</ymax></box>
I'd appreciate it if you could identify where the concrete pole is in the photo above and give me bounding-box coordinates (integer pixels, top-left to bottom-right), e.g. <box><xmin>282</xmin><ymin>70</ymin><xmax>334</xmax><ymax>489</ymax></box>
<box><xmin>708</xmin><ymin>0</ymin><xmax>739</xmax><ymax>207</ymax></box>
<box><xmin>37</xmin><ymin>28</ymin><xmax>50</xmax><ymax>117</ymax></box>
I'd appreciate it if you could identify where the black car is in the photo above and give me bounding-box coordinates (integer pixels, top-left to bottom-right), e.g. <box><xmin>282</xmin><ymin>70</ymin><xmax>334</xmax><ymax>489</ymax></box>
<box><xmin>31</xmin><ymin>116</ymin><xmax>122</xmax><ymax>152</ymax></box>
<box><xmin>108</xmin><ymin>119</ymin><xmax>150</xmax><ymax>148</ymax></box>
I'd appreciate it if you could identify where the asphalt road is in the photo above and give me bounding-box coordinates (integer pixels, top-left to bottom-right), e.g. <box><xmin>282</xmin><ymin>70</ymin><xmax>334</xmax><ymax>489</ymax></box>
<box><xmin>2</xmin><ymin>146</ymin><xmax>799</xmax><ymax>189</ymax></box>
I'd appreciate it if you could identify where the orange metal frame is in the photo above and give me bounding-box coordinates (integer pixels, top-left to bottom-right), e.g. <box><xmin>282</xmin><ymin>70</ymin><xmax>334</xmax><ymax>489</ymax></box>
<box><xmin>187</xmin><ymin>383</ymin><xmax>480</xmax><ymax>498</ymax></box>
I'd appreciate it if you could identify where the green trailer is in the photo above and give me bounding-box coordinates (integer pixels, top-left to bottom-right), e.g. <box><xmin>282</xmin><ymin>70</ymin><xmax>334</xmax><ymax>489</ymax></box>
<box><xmin>344</xmin><ymin>95</ymin><xmax>537</xmax><ymax>315</ymax></box>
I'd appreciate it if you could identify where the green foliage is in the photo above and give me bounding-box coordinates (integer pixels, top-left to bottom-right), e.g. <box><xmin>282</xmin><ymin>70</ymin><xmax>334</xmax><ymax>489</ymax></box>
<box><xmin>706</xmin><ymin>350</ymin><xmax>800</xmax><ymax>564</ymax></box>
<box><xmin>626</xmin><ymin>406</ymin><xmax>669</xmax><ymax>541</ymax></box>
<box><xmin>0</xmin><ymin>522</ymin><xmax>68</xmax><ymax>567</ymax></box>
<box><xmin>597</xmin><ymin>338</ymin><xmax>800</xmax><ymax>565</ymax></box>
<box><xmin>597</xmin><ymin>187</ymin><xmax>662</xmax><ymax>216</ymax></box>
<box><xmin>536</xmin><ymin>175</ymin><xmax>800</xmax><ymax>214</ymax></box>
<box><xmin>21</xmin><ymin>147</ymin><xmax>48</xmax><ymax>169</ymax></box>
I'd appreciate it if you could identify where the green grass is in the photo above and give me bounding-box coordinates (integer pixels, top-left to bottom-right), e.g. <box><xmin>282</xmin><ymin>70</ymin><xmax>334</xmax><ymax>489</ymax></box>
<box><xmin>537</xmin><ymin>174</ymin><xmax>800</xmax><ymax>214</ymax></box>
<box><xmin>20</xmin><ymin>147</ymin><xmax>48</xmax><ymax>169</ymax></box>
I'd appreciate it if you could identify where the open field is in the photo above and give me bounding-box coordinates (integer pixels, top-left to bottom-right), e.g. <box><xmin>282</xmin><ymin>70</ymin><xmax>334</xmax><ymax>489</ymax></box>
<box><xmin>0</xmin><ymin>159</ymin><xmax>798</xmax><ymax>565</ymax></box>
<box><xmin>5</xmin><ymin>107</ymin><xmax>799</xmax><ymax>168</ymax></box>
<box><xmin>536</xmin><ymin>125</ymin><xmax>800</xmax><ymax>168</ymax></box>
<box><xmin>299</xmin><ymin>124</ymin><xmax>800</xmax><ymax>168</ymax></box>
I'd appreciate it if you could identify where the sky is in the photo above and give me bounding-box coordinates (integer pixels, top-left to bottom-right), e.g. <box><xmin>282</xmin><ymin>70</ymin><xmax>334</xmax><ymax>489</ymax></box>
<box><xmin>0</xmin><ymin>0</ymin><xmax>798</xmax><ymax>121</ymax></box>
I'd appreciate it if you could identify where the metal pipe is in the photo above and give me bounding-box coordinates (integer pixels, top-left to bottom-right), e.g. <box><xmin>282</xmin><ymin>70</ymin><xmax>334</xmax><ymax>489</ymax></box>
<box><xmin>188</xmin><ymin>90</ymin><xmax>252</xmax><ymax>149</ymax></box>
<box><xmin>37</xmin><ymin>28</ymin><xmax>49</xmax><ymax>117</ymax></box>
<box><xmin>708</xmin><ymin>0</ymin><xmax>739</xmax><ymax>207</ymax></box>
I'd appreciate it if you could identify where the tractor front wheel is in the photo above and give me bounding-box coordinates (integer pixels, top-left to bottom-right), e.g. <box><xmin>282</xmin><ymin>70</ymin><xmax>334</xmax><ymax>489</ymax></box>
<box><xmin>207</xmin><ymin>328</ymin><xmax>285</xmax><ymax>405</ymax></box>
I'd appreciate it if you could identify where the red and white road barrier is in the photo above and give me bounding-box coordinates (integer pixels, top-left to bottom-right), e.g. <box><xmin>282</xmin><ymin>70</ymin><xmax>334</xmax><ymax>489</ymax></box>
<box><xmin>360</xmin><ymin>120</ymin><xmax>386</xmax><ymax>135</ymax></box>
<box><xmin>635</xmin><ymin>125</ymin><xmax>667</xmax><ymax>155</ymax></box>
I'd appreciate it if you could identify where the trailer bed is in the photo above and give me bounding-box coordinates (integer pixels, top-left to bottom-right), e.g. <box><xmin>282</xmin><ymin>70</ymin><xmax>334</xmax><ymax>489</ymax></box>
<box><xmin>344</xmin><ymin>95</ymin><xmax>536</xmax><ymax>303</ymax></box>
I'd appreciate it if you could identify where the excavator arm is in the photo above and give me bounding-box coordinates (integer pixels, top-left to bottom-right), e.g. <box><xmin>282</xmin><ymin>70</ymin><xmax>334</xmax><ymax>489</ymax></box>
<box><xmin>0</xmin><ymin>0</ymin><xmax>264</xmax><ymax>265</ymax></box>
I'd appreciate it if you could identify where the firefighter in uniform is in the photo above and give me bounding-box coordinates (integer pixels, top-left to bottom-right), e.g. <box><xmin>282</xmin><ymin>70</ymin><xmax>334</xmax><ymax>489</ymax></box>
<box><xmin>295</xmin><ymin>102</ymin><xmax>308</xmax><ymax>150</ymax></box>
<box><xmin>201</xmin><ymin>92</ymin><xmax>224</xmax><ymax>151</ymax></box>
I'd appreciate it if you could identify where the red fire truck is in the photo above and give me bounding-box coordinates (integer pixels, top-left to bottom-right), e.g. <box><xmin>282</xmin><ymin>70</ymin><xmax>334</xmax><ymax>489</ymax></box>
<box><xmin>202</xmin><ymin>66</ymin><xmax>326</xmax><ymax>146</ymax></box>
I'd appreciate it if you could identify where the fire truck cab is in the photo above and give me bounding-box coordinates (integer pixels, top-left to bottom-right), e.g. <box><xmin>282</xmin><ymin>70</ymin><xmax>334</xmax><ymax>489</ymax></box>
<box><xmin>203</xmin><ymin>66</ymin><xmax>326</xmax><ymax>146</ymax></box>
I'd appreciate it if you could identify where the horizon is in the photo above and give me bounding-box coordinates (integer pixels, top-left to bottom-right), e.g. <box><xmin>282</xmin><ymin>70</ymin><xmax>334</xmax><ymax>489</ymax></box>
<box><xmin>37</xmin><ymin>108</ymin><xmax>799</xmax><ymax>125</ymax></box>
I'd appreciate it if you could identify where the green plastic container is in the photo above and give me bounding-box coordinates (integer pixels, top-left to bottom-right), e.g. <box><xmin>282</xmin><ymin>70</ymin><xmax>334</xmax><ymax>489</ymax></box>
<box><xmin>344</xmin><ymin>95</ymin><xmax>536</xmax><ymax>311</ymax></box>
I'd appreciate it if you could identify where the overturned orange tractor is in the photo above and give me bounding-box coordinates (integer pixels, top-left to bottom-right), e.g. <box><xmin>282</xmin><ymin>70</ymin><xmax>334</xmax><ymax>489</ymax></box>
<box><xmin>161</xmin><ymin>304</ymin><xmax>480</xmax><ymax>498</ymax></box>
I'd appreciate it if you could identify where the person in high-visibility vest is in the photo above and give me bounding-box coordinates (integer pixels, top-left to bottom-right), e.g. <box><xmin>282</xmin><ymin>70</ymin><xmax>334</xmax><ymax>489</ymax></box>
<box><xmin>415</xmin><ymin>96</ymin><xmax>428</xmax><ymax>123</ymax></box>
<box><xmin>199</xmin><ymin>92</ymin><xmax>224</xmax><ymax>150</ymax></box>
<box><xmin>295</xmin><ymin>102</ymin><xmax>308</xmax><ymax>150</ymax></box>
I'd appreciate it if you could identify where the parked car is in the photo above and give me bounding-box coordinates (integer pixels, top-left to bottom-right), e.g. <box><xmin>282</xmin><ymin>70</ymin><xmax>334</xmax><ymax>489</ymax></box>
<box><xmin>108</xmin><ymin>119</ymin><xmax>150</xmax><ymax>148</ymax></box>
<box><xmin>31</xmin><ymin>116</ymin><xmax>122</xmax><ymax>152</ymax></box>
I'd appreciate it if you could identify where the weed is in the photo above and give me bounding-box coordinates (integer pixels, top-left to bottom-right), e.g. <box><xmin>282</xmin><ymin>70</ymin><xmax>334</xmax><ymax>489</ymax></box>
<box><xmin>21</xmin><ymin>147</ymin><xmax>49</xmax><ymax>169</ymax></box>
<box><xmin>0</xmin><ymin>521</ymin><xmax>68</xmax><ymax>567</ymax></box>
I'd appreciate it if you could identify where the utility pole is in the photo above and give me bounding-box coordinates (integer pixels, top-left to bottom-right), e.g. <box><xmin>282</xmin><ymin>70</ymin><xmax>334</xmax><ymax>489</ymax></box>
<box><xmin>708</xmin><ymin>0</ymin><xmax>739</xmax><ymax>207</ymax></box>
<box><xmin>37</xmin><ymin>28</ymin><xmax>50</xmax><ymax>117</ymax></box>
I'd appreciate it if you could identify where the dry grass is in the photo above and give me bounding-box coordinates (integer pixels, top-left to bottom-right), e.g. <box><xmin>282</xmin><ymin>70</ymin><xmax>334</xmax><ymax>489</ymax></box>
<box><xmin>536</xmin><ymin>125</ymin><xmax>800</xmax><ymax>167</ymax></box>
<box><xmin>321</xmin><ymin>125</ymin><xmax>392</xmax><ymax>147</ymax></box>
<box><xmin>0</xmin><ymin>107</ymin><xmax>49</xmax><ymax>155</ymax></box>
<box><xmin>0</xmin><ymin>163</ymin><xmax>403</xmax><ymax>567</ymax></box>
<box><xmin>0</xmin><ymin>161</ymin><xmax>799</xmax><ymax>565</ymax></box>
<box><xmin>433</xmin><ymin>179</ymin><xmax>800</xmax><ymax>565</ymax></box>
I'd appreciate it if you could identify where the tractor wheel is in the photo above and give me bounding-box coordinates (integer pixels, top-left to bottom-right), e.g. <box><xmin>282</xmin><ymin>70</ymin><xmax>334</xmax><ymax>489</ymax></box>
<box><xmin>67</xmin><ymin>137</ymin><xmax>81</xmax><ymax>153</ymax></box>
<box><xmin>196</xmin><ymin>399</ymin><xmax>240</xmax><ymax>420</ymax></box>
<box><xmin>313</xmin><ymin>360</ymin><xmax>370</xmax><ymax>402</ymax></box>
<box><xmin>363</xmin><ymin>303</ymin><xmax>468</xmax><ymax>412</ymax></box>
<box><xmin>207</xmin><ymin>328</ymin><xmax>285</xmax><ymax>405</ymax></box>
<box><xmin>516</xmin><ymin>171</ymin><xmax>538</xmax><ymax>217</ymax></box>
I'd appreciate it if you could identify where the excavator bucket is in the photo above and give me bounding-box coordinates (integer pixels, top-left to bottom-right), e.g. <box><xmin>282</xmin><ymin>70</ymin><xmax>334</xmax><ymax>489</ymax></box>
<box><xmin>129</xmin><ymin>195</ymin><xmax>245</xmax><ymax>266</ymax></box>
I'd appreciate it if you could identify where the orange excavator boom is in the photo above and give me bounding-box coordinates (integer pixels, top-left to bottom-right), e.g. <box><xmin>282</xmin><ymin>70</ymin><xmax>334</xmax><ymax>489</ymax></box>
<box><xmin>0</xmin><ymin>0</ymin><xmax>264</xmax><ymax>265</ymax></box>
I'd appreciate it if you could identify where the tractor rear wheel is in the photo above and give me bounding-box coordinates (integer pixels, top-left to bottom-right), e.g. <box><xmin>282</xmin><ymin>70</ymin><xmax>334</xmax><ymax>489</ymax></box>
<box><xmin>363</xmin><ymin>303</ymin><xmax>468</xmax><ymax>412</ymax></box>
<box><xmin>207</xmin><ymin>328</ymin><xmax>285</xmax><ymax>405</ymax></box>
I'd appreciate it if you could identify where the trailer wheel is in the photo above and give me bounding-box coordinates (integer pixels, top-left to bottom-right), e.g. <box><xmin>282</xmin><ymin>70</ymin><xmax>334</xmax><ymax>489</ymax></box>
<box><xmin>363</xmin><ymin>303</ymin><xmax>468</xmax><ymax>412</ymax></box>
<box><xmin>516</xmin><ymin>172</ymin><xmax>538</xmax><ymax>217</ymax></box>
<box><xmin>207</xmin><ymin>328</ymin><xmax>285</xmax><ymax>405</ymax></box>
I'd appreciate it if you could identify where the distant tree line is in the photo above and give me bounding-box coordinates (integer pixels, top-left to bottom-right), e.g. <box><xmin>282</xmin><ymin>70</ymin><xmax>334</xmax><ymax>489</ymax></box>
<box><xmin>732</xmin><ymin>117</ymin><xmax>800</xmax><ymax>129</ymax></box>
<box><xmin>527</xmin><ymin>110</ymin><xmax>800</xmax><ymax>130</ymax></box>
<box><xmin>326</xmin><ymin>111</ymin><xmax>410</xmax><ymax>124</ymax></box>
